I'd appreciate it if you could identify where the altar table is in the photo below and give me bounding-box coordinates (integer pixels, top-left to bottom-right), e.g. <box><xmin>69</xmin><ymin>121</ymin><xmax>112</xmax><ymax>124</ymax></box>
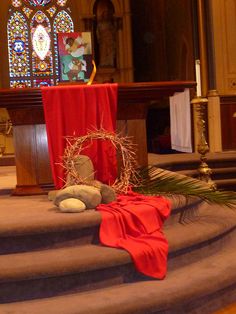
<box><xmin>0</xmin><ymin>81</ymin><xmax>195</xmax><ymax>195</ymax></box>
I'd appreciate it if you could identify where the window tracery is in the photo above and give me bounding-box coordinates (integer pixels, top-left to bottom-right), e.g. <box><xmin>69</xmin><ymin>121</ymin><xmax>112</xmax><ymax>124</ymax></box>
<box><xmin>8</xmin><ymin>0</ymin><xmax>74</xmax><ymax>87</ymax></box>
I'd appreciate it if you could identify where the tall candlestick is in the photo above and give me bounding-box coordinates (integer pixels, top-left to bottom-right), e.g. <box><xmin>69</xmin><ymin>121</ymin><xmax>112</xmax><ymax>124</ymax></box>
<box><xmin>195</xmin><ymin>59</ymin><xmax>202</xmax><ymax>97</ymax></box>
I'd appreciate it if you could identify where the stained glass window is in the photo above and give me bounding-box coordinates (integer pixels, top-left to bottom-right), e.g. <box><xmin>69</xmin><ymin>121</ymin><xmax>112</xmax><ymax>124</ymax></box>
<box><xmin>31</xmin><ymin>11</ymin><xmax>53</xmax><ymax>80</ymax></box>
<box><xmin>53</xmin><ymin>10</ymin><xmax>74</xmax><ymax>77</ymax></box>
<box><xmin>8</xmin><ymin>12</ymin><xmax>31</xmax><ymax>79</ymax></box>
<box><xmin>8</xmin><ymin>0</ymin><xmax>74</xmax><ymax>87</ymax></box>
<box><xmin>22</xmin><ymin>7</ymin><xmax>33</xmax><ymax>18</ymax></box>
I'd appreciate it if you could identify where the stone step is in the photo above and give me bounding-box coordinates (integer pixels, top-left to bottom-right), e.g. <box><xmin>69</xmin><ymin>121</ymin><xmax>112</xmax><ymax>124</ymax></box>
<box><xmin>0</xmin><ymin>243</ymin><xmax>236</xmax><ymax>314</ymax></box>
<box><xmin>0</xmin><ymin>202</ymin><xmax>235</xmax><ymax>303</ymax></box>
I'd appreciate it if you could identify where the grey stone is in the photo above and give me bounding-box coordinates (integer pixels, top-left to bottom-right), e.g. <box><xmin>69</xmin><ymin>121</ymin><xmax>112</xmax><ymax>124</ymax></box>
<box><xmin>54</xmin><ymin>184</ymin><xmax>102</xmax><ymax>209</ymax></box>
<box><xmin>100</xmin><ymin>184</ymin><xmax>116</xmax><ymax>204</ymax></box>
<box><xmin>66</xmin><ymin>155</ymin><xmax>95</xmax><ymax>185</ymax></box>
<box><xmin>59</xmin><ymin>198</ymin><xmax>86</xmax><ymax>213</ymax></box>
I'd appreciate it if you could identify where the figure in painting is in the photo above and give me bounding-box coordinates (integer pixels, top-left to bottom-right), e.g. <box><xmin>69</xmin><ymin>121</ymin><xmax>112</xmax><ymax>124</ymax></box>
<box><xmin>63</xmin><ymin>35</ymin><xmax>87</xmax><ymax>80</ymax></box>
<box><xmin>58</xmin><ymin>32</ymin><xmax>93</xmax><ymax>83</ymax></box>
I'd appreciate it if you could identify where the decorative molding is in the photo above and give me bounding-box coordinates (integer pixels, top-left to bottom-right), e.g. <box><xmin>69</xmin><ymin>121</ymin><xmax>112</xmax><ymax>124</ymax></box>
<box><xmin>228</xmin><ymin>78</ymin><xmax>236</xmax><ymax>90</ymax></box>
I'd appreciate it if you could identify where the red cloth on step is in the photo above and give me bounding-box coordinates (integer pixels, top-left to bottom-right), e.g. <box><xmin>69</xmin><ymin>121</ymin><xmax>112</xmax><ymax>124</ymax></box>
<box><xmin>97</xmin><ymin>191</ymin><xmax>171</xmax><ymax>279</ymax></box>
<box><xmin>41</xmin><ymin>84</ymin><xmax>118</xmax><ymax>189</ymax></box>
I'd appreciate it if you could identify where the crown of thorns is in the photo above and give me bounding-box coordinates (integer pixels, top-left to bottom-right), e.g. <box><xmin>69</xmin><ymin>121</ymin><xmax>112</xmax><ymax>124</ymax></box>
<box><xmin>62</xmin><ymin>128</ymin><xmax>141</xmax><ymax>193</ymax></box>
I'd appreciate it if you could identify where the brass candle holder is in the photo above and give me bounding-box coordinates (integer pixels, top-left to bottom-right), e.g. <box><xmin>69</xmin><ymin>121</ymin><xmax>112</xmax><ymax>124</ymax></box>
<box><xmin>191</xmin><ymin>96</ymin><xmax>216</xmax><ymax>190</ymax></box>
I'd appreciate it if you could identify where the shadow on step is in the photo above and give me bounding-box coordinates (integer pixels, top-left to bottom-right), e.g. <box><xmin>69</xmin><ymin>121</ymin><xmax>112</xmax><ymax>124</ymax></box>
<box><xmin>0</xmin><ymin>227</ymin><xmax>100</xmax><ymax>255</ymax></box>
<box><xmin>0</xmin><ymin>263</ymin><xmax>138</xmax><ymax>304</ymax></box>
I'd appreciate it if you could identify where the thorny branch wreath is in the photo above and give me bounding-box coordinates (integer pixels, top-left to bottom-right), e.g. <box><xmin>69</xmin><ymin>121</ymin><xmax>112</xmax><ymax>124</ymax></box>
<box><xmin>61</xmin><ymin>128</ymin><xmax>141</xmax><ymax>193</ymax></box>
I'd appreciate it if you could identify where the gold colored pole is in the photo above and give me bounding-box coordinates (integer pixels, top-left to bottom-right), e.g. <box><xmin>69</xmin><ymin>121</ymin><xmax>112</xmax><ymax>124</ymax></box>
<box><xmin>191</xmin><ymin>96</ymin><xmax>216</xmax><ymax>189</ymax></box>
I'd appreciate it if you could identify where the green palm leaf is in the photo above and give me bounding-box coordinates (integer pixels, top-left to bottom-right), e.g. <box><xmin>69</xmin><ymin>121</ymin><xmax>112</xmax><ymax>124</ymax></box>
<box><xmin>133</xmin><ymin>166</ymin><xmax>236</xmax><ymax>208</ymax></box>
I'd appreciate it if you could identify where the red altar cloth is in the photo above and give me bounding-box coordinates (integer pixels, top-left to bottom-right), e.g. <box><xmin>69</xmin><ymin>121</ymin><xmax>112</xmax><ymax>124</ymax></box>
<box><xmin>41</xmin><ymin>84</ymin><xmax>118</xmax><ymax>189</ymax></box>
<box><xmin>97</xmin><ymin>191</ymin><xmax>171</xmax><ymax>279</ymax></box>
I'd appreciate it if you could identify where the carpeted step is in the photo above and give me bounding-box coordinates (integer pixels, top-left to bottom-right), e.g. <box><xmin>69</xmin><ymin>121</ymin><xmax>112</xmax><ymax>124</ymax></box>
<box><xmin>176</xmin><ymin>169</ymin><xmax>236</xmax><ymax>191</ymax></box>
<box><xmin>213</xmin><ymin>178</ymin><xmax>236</xmax><ymax>191</ymax></box>
<box><xmin>0</xmin><ymin>202</ymin><xmax>235</xmax><ymax>303</ymax></box>
<box><xmin>1</xmin><ymin>163</ymin><xmax>236</xmax><ymax>312</ymax></box>
<box><xmin>0</xmin><ymin>194</ymin><xmax>201</xmax><ymax>254</ymax></box>
<box><xmin>0</xmin><ymin>244</ymin><xmax>132</xmax><ymax>303</ymax></box>
<box><xmin>0</xmin><ymin>195</ymin><xmax>101</xmax><ymax>253</ymax></box>
<box><xmin>148</xmin><ymin>151</ymin><xmax>236</xmax><ymax>192</ymax></box>
<box><xmin>0</xmin><ymin>155</ymin><xmax>15</xmax><ymax>166</ymax></box>
<box><xmin>0</xmin><ymin>243</ymin><xmax>236</xmax><ymax>314</ymax></box>
<box><xmin>166</xmin><ymin>203</ymin><xmax>236</xmax><ymax>270</ymax></box>
<box><xmin>148</xmin><ymin>152</ymin><xmax>236</xmax><ymax>173</ymax></box>
<box><xmin>177</xmin><ymin>166</ymin><xmax>236</xmax><ymax>180</ymax></box>
<box><xmin>177</xmin><ymin>168</ymin><xmax>236</xmax><ymax>190</ymax></box>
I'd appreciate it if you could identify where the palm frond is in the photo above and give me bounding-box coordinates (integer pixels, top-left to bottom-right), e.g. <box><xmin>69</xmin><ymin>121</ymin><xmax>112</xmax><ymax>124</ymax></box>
<box><xmin>133</xmin><ymin>166</ymin><xmax>236</xmax><ymax>208</ymax></box>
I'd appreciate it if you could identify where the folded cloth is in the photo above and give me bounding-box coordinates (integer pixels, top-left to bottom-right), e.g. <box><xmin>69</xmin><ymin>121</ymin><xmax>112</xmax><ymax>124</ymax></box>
<box><xmin>169</xmin><ymin>88</ymin><xmax>193</xmax><ymax>153</ymax></box>
<box><xmin>97</xmin><ymin>191</ymin><xmax>171</xmax><ymax>279</ymax></box>
<box><xmin>41</xmin><ymin>83</ymin><xmax>118</xmax><ymax>189</ymax></box>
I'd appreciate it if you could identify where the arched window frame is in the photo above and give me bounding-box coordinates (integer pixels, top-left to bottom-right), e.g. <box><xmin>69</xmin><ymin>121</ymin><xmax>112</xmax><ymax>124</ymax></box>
<box><xmin>8</xmin><ymin>0</ymin><xmax>74</xmax><ymax>87</ymax></box>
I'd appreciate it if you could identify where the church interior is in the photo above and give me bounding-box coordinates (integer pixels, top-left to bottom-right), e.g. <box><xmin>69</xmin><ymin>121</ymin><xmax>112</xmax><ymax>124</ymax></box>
<box><xmin>0</xmin><ymin>0</ymin><xmax>236</xmax><ymax>313</ymax></box>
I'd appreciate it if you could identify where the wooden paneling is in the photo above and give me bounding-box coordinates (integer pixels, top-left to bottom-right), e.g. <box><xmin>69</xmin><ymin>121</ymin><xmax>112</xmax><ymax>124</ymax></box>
<box><xmin>35</xmin><ymin>124</ymin><xmax>53</xmax><ymax>185</ymax></box>
<box><xmin>210</xmin><ymin>0</ymin><xmax>236</xmax><ymax>94</ymax></box>
<box><xmin>13</xmin><ymin>125</ymin><xmax>38</xmax><ymax>186</ymax></box>
<box><xmin>220</xmin><ymin>95</ymin><xmax>236</xmax><ymax>150</ymax></box>
<box><xmin>12</xmin><ymin>125</ymin><xmax>45</xmax><ymax>195</ymax></box>
<box><xmin>126</xmin><ymin>119</ymin><xmax>147</xmax><ymax>167</ymax></box>
<box><xmin>165</xmin><ymin>0</ymin><xmax>195</xmax><ymax>81</ymax></box>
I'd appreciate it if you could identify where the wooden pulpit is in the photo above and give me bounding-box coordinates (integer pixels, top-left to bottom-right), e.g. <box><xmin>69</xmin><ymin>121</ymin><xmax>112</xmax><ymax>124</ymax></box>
<box><xmin>0</xmin><ymin>81</ymin><xmax>195</xmax><ymax>195</ymax></box>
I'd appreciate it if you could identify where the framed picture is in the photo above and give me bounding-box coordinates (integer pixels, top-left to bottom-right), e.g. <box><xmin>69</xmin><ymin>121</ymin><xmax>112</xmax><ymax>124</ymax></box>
<box><xmin>57</xmin><ymin>32</ymin><xmax>93</xmax><ymax>83</ymax></box>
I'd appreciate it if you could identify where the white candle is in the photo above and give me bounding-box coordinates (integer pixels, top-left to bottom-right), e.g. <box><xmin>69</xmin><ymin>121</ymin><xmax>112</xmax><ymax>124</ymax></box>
<box><xmin>195</xmin><ymin>59</ymin><xmax>202</xmax><ymax>97</ymax></box>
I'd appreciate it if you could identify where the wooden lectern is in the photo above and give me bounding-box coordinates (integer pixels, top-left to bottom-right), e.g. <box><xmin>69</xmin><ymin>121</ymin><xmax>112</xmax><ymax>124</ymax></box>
<box><xmin>0</xmin><ymin>81</ymin><xmax>196</xmax><ymax>195</ymax></box>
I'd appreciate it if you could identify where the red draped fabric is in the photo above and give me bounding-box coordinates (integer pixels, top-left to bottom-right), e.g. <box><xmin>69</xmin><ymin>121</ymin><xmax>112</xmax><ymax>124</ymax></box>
<box><xmin>41</xmin><ymin>84</ymin><xmax>118</xmax><ymax>189</ymax></box>
<box><xmin>97</xmin><ymin>191</ymin><xmax>171</xmax><ymax>279</ymax></box>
